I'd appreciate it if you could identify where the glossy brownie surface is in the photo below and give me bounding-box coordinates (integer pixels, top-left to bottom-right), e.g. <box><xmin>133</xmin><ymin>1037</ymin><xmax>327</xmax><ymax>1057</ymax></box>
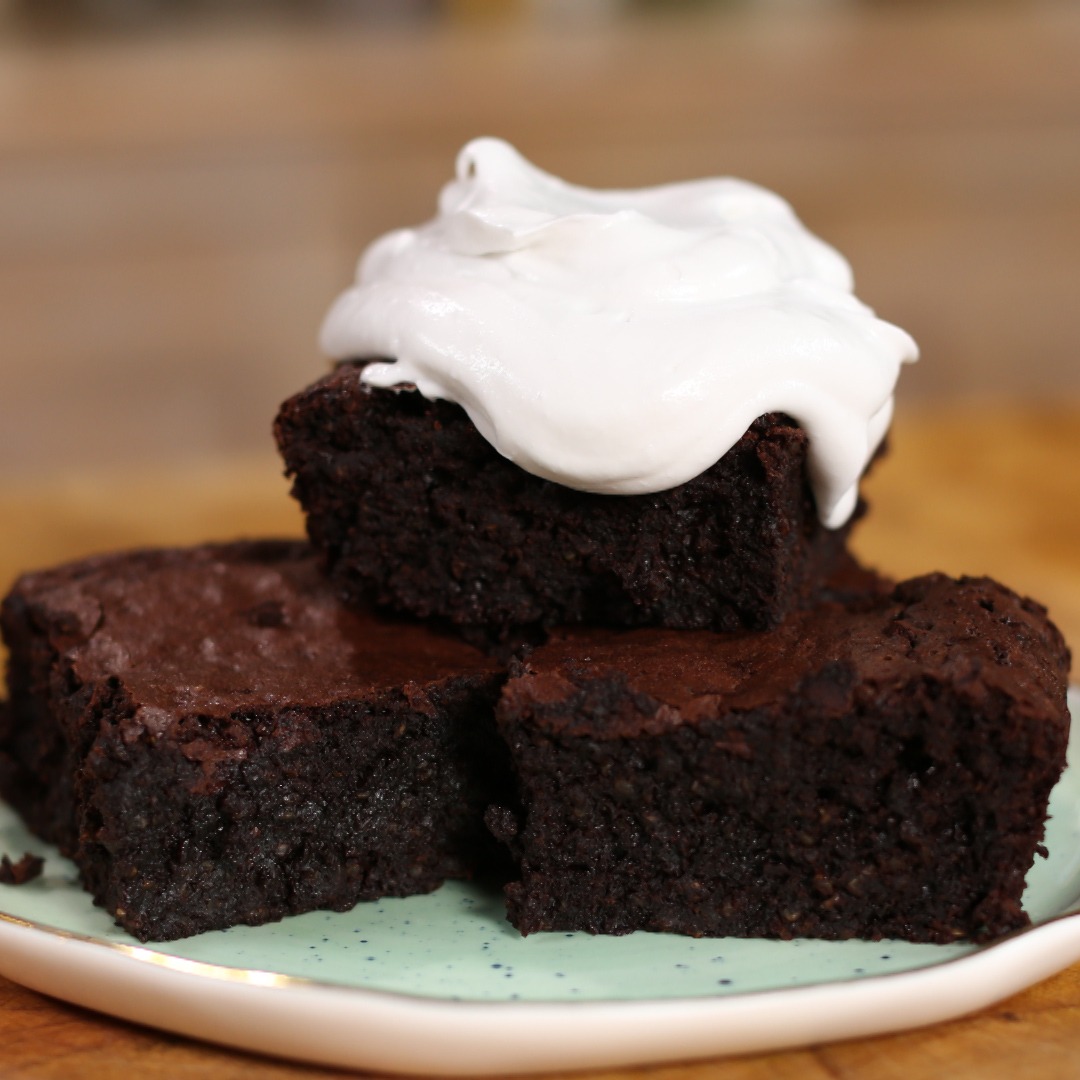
<box><xmin>11</xmin><ymin>540</ymin><xmax>497</xmax><ymax>718</ymax></box>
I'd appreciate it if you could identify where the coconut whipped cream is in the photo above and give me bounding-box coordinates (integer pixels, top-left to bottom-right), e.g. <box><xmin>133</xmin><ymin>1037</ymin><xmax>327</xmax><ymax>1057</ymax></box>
<box><xmin>320</xmin><ymin>138</ymin><xmax>918</xmax><ymax>527</ymax></box>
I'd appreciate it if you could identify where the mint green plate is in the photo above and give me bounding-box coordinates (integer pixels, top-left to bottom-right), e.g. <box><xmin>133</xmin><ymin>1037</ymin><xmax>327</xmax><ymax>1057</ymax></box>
<box><xmin>0</xmin><ymin>688</ymin><xmax>1076</xmax><ymax>1076</ymax></box>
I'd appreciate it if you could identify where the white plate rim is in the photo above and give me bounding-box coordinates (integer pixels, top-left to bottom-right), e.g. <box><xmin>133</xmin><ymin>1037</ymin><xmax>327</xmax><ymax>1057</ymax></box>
<box><xmin>3</xmin><ymin>905</ymin><xmax>1080</xmax><ymax>1076</ymax></box>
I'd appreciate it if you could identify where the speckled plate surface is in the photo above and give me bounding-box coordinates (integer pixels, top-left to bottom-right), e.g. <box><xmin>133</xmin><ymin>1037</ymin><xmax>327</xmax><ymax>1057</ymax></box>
<box><xmin>0</xmin><ymin>688</ymin><xmax>1077</xmax><ymax>1077</ymax></box>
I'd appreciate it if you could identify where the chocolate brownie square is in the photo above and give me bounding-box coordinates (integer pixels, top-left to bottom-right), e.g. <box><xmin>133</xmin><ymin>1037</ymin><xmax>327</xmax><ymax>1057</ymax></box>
<box><xmin>0</xmin><ymin>541</ymin><xmax>510</xmax><ymax>941</ymax></box>
<box><xmin>275</xmin><ymin>364</ymin><xmax>864</xmax><ymax>647</ymax></box>
<box><xmin>488</xmin><ymin>574</ymin><xmax>1071</xmax><ymax>943</ymax></box>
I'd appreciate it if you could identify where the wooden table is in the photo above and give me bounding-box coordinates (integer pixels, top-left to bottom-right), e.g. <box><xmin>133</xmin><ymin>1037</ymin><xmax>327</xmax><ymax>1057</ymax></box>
<box><xmin>3</xmin><ymin>0</ymin><xmax>1080</xmax><ymax>479</ymax></box>
<box><xmin>0</xmin><ymin>401</ymin><xmax>1077</xmax><ymax>1078</ymax></box>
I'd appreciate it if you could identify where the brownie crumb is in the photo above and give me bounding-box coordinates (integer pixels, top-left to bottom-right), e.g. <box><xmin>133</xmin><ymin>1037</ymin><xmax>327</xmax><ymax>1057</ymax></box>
<box><xmin>0</xmin><ymin>852</ymin><xmax>44</xmax><ymax>885</ymax></box>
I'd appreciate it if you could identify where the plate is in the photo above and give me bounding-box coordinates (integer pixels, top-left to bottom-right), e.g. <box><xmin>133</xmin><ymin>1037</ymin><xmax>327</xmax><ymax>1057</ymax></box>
<box><xmin>0</xmin><ymin>688</ymin><xmax>1077</xmax><ymax>1077</ymax></box>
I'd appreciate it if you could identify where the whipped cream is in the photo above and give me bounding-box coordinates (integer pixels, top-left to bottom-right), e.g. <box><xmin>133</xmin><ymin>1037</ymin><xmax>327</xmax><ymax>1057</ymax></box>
<box><xmin>320</xmin><ymin>138</ymin><xmax>917</xmax><ymax>527</ymax></box>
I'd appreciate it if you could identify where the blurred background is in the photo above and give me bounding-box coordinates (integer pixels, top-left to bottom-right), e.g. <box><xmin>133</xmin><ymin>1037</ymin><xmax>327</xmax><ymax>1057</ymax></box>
<box><xmin>2</xmin><ymin>0</ymin><xmax>1078</xmax><ymax>481</ymax></box>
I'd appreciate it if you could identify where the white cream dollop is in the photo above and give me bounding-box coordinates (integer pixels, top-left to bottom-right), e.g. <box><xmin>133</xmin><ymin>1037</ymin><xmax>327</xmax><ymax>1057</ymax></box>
<box><xmin>320</xmin><ymin>138</ymin><xmax>918</xmax><ymax>527</ymax></box>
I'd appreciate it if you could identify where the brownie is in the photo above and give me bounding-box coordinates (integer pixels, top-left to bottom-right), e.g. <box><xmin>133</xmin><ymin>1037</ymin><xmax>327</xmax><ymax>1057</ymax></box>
<box><xmin>0</xmin><ymin>541</ymin><xmax>511</xmax><ymax>941</ymax></box>
<box><xmin>274</xmin><ymin>362</ymin><xmax>862</xmax><ymax>647</ymax></box>
<box><xmin>488</xmin><ymin>574</ymin><xmax>1071</xmax><ymax>943</ymax></box>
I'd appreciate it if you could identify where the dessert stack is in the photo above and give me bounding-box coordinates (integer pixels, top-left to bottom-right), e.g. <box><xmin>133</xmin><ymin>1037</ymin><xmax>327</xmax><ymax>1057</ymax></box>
<box><xmin>0</xmin><ymin>140</ymin><xmax>1071</xmax><ymax>945</ymax></box>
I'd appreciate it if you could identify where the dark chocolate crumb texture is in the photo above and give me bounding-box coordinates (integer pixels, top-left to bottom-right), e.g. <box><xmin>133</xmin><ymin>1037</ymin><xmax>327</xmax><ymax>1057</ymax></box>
<box><xmin>0</xmin><ymin>852</ymin><xmax>44</xmax><ymax>886</ymax></box>
<box><xmin>275</xmin><ymin>363</ymin><xmax>861</xmax><ymax>647</ymax></box>
<box><xmin>489</xmin><ymin>574</ymin><xmax>1071</xmax><ymax>943</ymax></box>
<box><xmin>0</xmin><ymin>541</ymin><xmax>510</xmax><ymax>941</ymax></box>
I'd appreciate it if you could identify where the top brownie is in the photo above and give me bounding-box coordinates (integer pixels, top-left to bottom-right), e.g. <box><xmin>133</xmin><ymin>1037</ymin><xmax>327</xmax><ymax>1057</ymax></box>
<box><xmin>275</xmin><ymin>363</ymin><xmax>862</xmax><ymax>646</ymax></box>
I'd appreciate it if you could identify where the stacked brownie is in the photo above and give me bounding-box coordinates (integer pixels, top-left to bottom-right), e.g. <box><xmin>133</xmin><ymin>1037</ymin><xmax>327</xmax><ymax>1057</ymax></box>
<box><xmin>273</xmin><ymin>363</ymin><xmax>860</xmax><ymax>646</ymax></box>
<box><xmin>274</xmin><ymin>378</ymin><xmax>1071</xmax><ymax>945</ymax></box>
<box><xmin>1</xmin><ymin>135</ymin><xmax>1072</xmax><ymax>943</ymax></box>
<box><xmin>0</xmin><ymin>380</ymin><xmax>1071</xmax><ymax>943</ymax></box>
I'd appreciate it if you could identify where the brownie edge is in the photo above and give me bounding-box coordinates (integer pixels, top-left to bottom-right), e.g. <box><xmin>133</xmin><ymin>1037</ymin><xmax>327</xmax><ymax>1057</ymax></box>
<box><xmin>490</xmin><ymin>573</ymin><xmax>1071</xmax><ymax>943</ymax></box>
